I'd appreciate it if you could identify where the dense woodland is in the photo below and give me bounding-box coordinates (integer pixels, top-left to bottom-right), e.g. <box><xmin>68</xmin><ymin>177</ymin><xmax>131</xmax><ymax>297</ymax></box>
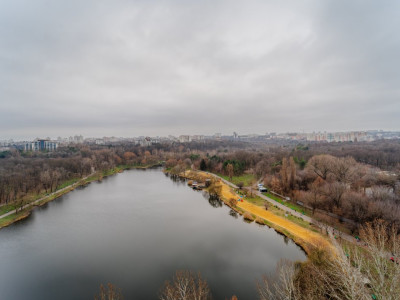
<box><xmin>1</xmin><ymin>139</ymin><xmax>399</xmax><ymax>232</ymax></box>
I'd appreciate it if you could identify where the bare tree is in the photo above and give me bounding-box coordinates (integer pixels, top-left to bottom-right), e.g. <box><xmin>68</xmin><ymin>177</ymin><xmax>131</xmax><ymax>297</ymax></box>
<box><xmin>159</xmin><ymin>270</ymin><xmax>211</xmax><ymax>300</ymax></box>
<box><xmin>280</xmin><ymin>157</ymin><xmax>289</xmax><ymax>193</ymax></box>
<box><xmin>304</xmin><ymin>179</ymin><xmax>325</xmax><ymax>215</ymax></box>
<box><xmin>331</xmin><ymin>156</ymin><xmax>358</xmax><ymax>183</ymax></box>
<box><xmin>359</xmin><ymin>220</ymin><xmax>400</xmax><ymax>300</ymax></box>
<box><xmin>311</xmin><ymin>241</ymin><xmax>370</xmax><ymax>300</ymax></box>
<box><xmin>258</xmin><ymin>259</ymin><xmax>299</xmax><ymax>300</ymax></box>
<box><xmin>226</xmin><ymin>164</ymin><xmax>234</xmax><ymax>181</ymax></box>
<box><xmin>306</xmin><ymin>154</ymin><xmax>335</xmax><ymax>181</ymax></box>
<box><xmin>94</xmin><ymin>283</ymin><xmax>123</xmax><ymax>300</ymax></box>
<box><xmin>322</xmin><ymin>182</ymin><xmax>347</xmax><ymax>210</ymax></box>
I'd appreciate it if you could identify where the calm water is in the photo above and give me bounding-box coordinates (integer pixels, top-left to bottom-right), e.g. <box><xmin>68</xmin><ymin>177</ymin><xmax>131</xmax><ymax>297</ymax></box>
<box><xmin>0</xmin><ymin>169</ymin><xmax>305</xmax><ymax>300</ymax></box>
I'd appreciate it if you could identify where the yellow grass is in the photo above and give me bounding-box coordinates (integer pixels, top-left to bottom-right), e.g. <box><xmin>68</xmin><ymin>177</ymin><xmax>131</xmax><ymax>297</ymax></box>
<box><xmin>183</xmin><ymin>170</ymin><xmax>334</xmax><ymax>255</ymax></box>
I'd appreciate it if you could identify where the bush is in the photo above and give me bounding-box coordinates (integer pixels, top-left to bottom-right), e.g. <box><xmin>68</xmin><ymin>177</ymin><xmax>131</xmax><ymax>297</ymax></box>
<box><xmin>243</xmin><ymin>212</ymin><xmax>255</xmax><ymax>222</ymax></box>
<box><xmin>255</xmin><ymin>217</ymin><xmax>265</xmax><ymax>225</ymax></box>
<box><xmin>229</xmin><ymin>198</ymin><xmax>237</xmax><ymax>207</ymax></box>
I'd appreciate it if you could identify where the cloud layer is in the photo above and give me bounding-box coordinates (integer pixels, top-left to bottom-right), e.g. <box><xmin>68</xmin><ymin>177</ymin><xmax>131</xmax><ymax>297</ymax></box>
<box><xmin>1</xmin><ymin>0</ymin><xmax>399</xmax><ymax>139</ymax></box>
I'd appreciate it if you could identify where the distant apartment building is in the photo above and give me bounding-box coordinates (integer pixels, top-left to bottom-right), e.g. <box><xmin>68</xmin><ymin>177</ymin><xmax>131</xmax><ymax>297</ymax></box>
<box><xmin>24</xmin><ymin>139</ymin><xmax>58</xmax><ymax>151</ymax></box>
<box><xmin>213</xmin><ymin>133</ymin><xmax>222</xmax><ymax>140</ymax></box>
<box><xmin>179</xmin><ymin>135</ymin><xmax>191</xmax><ymax>143</ymax></box>
<box><xmin>191</xmin><ymin>135</ymin><xmax>205</xmax><ymax>141</ymax></box>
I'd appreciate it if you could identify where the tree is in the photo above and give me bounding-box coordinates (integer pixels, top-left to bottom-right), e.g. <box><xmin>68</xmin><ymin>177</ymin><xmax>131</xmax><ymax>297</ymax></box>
<box><xmin>123</xmin><ymin>151</ymin><xmax>136</xmax><ymax>163</ymax></box>
<box><xmin>270</xmin><ymin>176</ymin><xmax>283</xmax><ymax>194</ymax></box>
<box><xmin>280</xmin><ymin>157</ymin><xmax>289</xmax><ymax>193</ymax></box>
<box><xmin>40</xmin><ymin>170</ymin><xmax>51</xmax><ymax>193</ymax></box>
<box><xmin>258</xmin><ymin>259</ymin><xmax>299</xmax><ymax>300</ymax></box>
<box><xmin>304</xmin><ymin>179</ymin><xmax>325</xmax><ymax>215</ymax></box>
<box><xmin>289</xmin><ymin>156</ymin><xmax>296</xmax><ymax>190</ymax></box>
<box><xmin>359</xmin><ymin>220</ymin><xmax>400</xmax><ymax>300</ymax></box>
<box><xmin>343</xmin><ymin>192</ymin><xmax>370</xmax><ymax>223</ymax></box>
<box><xmin>159</xmin><ymin>270</ymin><xmax>211</xmax><ymax>300</ymax></box>
<box><xmin>331</xmin><ymin>156</ymin><xmax>357</xmax><ymax>183</ymax></box>
<box><xmin>94</xmin><ymin>283</ymin><xmax>123</xmax><ymax>300</ymax></box>
<box><xmin>200</xmin><ymin>159</ymin><xmax>207</xmax><ymax>171</ymax></box>
<box><xmin>322</xmin><ymin>182</ymin><xmax>347</xmax><ymax>210</ymax></box>
<box><xmin>226</xmin><ymin>163</ymin><xmax>234</xmax><ymax>181</ymax></box>
<box><xmin>306</xmin><ymin>154</ymin><xmax>335</xmax><ymax>181</ymax></box>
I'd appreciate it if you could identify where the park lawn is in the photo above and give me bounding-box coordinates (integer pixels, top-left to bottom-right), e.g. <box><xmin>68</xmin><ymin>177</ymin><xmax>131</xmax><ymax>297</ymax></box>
<box><xmin>263</xmin><ymin>192</ymin><xmax>311</xmax><ymax>217</ymax></box>
<box><xmin>0</xmin><ymin>204</ymin><xmax>16</xmax><ymax>215</ymax></box>
<box><xmin>245</xmin><ymin>195</ymin><xmax>316</xmax><ymax>232</ymax></box>
<box><xmin>218</xmin><ymin>173</ymin><xmax>257</xmax><ymax>186</ymax></box>
<box><xmin>245</xmin><ymin>195</ymin><xmax>266</xmax><ymax>206</ymax></box>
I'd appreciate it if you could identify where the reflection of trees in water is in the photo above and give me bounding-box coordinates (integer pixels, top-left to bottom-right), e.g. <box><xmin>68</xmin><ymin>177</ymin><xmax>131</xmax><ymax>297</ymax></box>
<box><xmin>274</xmin><ymin>230</ymin><xmax>290</xmax><ymax>245</ymax></box>
<box><xmin>229</xmin><ymin>209</ymin><xmax>238</xmax><ymax>219</ymax></box>
<box><xmin>208</xmin><ymin>195</ymin><xmax>223</xmax><ymax>208</ymax></box>
<box><xmin>166</xmin><ymin>173</ymin><xmax>187</xmax><ymax>186</ymax></box>
<box><xmin>284</xmin><ymin>236</ymin><xmax>289</xmax><ymax>245</ymax></box>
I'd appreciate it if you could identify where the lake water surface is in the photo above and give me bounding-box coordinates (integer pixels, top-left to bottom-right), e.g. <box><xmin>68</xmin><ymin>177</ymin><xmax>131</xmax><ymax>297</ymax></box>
<box><xmin>0</xmin><ymin>169</ymin><xmax>305</xmax><ymax>299</ymax></box>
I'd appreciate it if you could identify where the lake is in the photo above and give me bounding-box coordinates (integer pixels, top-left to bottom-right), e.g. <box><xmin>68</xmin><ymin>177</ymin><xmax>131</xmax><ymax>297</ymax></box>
<box><xmin>0</xmin><ymin>168</ymin><xmax>305</xmax><ymax>299</ymax></box>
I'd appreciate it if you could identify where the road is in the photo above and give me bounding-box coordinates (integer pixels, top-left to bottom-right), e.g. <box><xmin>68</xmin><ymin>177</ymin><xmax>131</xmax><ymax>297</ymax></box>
<box><xmin>0</xmin><ymin>173</ymin><xmax>95</xmax><ymax>220</ymax></box>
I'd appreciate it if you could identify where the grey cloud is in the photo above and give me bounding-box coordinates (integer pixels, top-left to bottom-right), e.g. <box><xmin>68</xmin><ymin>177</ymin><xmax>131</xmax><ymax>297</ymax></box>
<box><xmin>0</xmin><ymin>0</ymin><xmax>399</xmax><ymax>139</ymax></box>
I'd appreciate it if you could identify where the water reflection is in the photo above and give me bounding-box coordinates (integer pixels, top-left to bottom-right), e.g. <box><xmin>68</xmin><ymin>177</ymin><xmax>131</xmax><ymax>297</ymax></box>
<box><xmin>0</xmin><ymin>169</ymin><xmax>305</xmax><ymax>300</ymax></box>
<box><xmin>165</xmin><ymin>172</ymin><xmax>187</xmax><ymax>187</ymax></box>
<box><xmin>208</xmin><ymin>195</ymin><xmax>223</xmax><ymax>208</ymax></box>
<box><xmin>229</xmin><ymin>209</ymin><xmax>238</xmax><ymax>219</ymax></box>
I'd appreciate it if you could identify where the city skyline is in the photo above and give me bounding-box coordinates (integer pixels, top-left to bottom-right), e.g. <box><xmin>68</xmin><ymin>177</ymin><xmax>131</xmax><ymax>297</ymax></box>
<box><xmin>2</xmin><ymin>129</ymin><xmax>399</xmax><ymax>144</ymax></box>
<box><xmin>1</xmin><ymin>0</ymin><xmax>400</xmax><ymax>139</ymax></box>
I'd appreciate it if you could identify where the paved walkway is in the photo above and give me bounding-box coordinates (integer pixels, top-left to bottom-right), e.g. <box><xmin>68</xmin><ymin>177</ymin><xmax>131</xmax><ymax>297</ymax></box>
<box><xmin>0</xmin><ymin>173</ymin><xmax>95</xmax><ymax>220</ymax></box>
<box><xmin>205</xmin><ymin>172</ymin><xmax>358</xmax><ymax>245</ymax></box>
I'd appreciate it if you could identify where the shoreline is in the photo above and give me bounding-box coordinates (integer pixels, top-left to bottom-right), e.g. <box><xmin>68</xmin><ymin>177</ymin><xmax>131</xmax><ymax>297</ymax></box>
<box><xmin>0</xmin><ymin>163</ymin><xmax>162</xmax><ymax>230</ymax></box>
<box><xmin>2</xmin><ymin>165</ymin><xmax>332</xmax><ymax>256</ymax></box>
<box><xmin>176</xmin><ymin>170</ymin><xmax>333</xmax><ymax>255</ymax></box>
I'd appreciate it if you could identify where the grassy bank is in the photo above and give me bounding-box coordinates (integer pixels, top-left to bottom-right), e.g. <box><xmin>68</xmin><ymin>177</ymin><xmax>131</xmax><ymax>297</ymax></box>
<box><xmin>180</xmin><ymin>170</ymin><xmax>333</xmax><ymax>255</ymax></box>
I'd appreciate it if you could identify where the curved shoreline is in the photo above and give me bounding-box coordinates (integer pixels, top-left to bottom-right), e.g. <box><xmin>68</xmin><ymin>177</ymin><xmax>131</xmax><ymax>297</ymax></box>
<box><xmin>176</xmin><ymin>170</ymin><xmax>333</xmax><ymax>255</ymax></box>
<box><xmin>0</xmin><ymin>163</ymin><xmax>162</xmax><ymax>230</ymax></box>
<box><xmin>2</xmin><ymin>166</ymin><xmax>333</xmax><ymax>256</ymax></box>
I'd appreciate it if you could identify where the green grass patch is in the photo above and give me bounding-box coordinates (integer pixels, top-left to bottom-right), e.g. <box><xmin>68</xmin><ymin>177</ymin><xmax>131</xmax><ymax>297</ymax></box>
<box><xmin>0</xmin><ymin>204</ymin><xmax>16</xmax><ymax>215</ymax></box>
<box><xmin>0</xmin><ymin>208</ymin><xmax>31</xmax><ymax>228</ymax></box>
<box><xmin>263</xmin><ymin>192</ymin><xmax>310</xmax><ymax>216</ymax></box>
<box><xmin>57</xmin><ymin>178</ymin><xmax>80</xmax><ymax>190</ymax></box>
<box><xmin>245</xmin><ymin>195</ymin><xmax>266</xmax><ymax>206</ymax></box>
<box><xmin>218</xmin><ymin>173</ymin><xmax>257</xmax><ymax>186</ymax></box>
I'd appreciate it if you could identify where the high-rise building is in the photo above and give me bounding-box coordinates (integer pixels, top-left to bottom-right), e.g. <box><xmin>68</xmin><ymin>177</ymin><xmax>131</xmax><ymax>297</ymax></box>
<box><xmin>24</xmin><ymin>139</ymin><xmax>58</xmax><ymax>151</ymax></box>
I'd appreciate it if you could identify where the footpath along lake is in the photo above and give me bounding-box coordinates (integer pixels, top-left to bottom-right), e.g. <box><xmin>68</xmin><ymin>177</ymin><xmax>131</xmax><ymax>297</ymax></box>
<box><xmin>0</xmin><ymin>168</ymin><xmax>305</xmax><ymax>300</ymax></box>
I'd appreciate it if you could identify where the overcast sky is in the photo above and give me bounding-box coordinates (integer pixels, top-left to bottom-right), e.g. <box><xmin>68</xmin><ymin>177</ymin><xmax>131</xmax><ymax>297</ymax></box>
<box><xmin>1</xmin><ymin>0</ymin><xmax>399</xmax><ymax>140</ymax></box>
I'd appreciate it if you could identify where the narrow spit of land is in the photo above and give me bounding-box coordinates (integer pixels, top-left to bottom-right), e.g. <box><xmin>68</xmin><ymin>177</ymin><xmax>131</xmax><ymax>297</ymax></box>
<box><xmin>182</xmin><ymin>170</ymin><xmax>334</xmax><ymax>254</ymax></box>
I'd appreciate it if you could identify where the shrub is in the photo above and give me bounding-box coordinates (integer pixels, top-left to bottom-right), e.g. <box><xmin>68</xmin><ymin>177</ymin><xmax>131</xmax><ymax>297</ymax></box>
<box><xmin>229</xmin><ymin>198</ymin><xmax>237</xmax><ymax>207</ymax></box>
<box><xmin>243</xmin><ymin>212</ymin><xmax>255</xmax><ymax>222</ymax></box>
<box><xmin>255</xmin><ymin>217</ymin><xmax>265</xmax><ymax>225</ymax></box>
